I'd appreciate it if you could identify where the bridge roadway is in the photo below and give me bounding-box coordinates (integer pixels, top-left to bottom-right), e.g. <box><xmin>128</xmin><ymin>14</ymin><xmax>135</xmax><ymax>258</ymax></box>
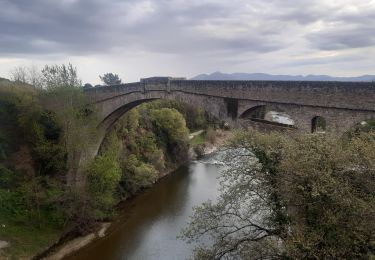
<box><xmin>84</xmin><ymin>77</ymin><xmax>375</xmax><ymax>134</ymax></box>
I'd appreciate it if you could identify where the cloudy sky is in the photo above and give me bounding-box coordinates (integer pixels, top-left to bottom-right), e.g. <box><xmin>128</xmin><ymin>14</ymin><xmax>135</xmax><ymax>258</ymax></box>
<box><xmin>0</xmin><ymin>0</ymin><xmax>374</xmax><ymax>84</ymax></box>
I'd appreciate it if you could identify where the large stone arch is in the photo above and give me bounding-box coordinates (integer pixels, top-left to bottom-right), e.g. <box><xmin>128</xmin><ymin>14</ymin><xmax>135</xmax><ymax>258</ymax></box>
<box><xmin>85</xmin><ymin>90</ymin><xmax>234</xmax><ymax>159</ymax></box>
<box><xmin>96</xmin><ymin>91</ymin><xmax>229</xmax><ymax>132</ymax></box>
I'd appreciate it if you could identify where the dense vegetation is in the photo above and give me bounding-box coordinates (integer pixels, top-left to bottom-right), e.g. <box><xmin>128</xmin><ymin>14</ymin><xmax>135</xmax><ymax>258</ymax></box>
<box><xmin>182</xmin><ymin>129</ymin><xmax>375</xmax><ymax>259</ymax></box>
<box><xmin>0</xmin><ymin>65</ymin><xmax>209</xmax><ymax>258</ymax></box>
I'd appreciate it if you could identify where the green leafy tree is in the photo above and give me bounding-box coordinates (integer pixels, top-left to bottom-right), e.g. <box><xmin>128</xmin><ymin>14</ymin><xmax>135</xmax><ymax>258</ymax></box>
<box><xmin>141</xmin><ymin>100</ymin><xmax>208</xmax><ymax>130</ymax></box>
<box><xmin>86</xmin><ymin>154</ymin><xmax>121</xmax><ymax>219</ymax></box>
<box><xmin>119</xmin><ymin>154</ymin><xmax>158</xmax><ymax>198</ymax></box>
<box><xmin>150</xmin><ymin>108</ymin><xmax>189</xmax><ymax>163</ymax></box>
<box><xmin>99</xmin><ymin>73</ymin><xmax>122</xmax><ymax>85</ymax></box>
<box><xmin>279</xmin><ymin>133</ymin><xmax>375</xmax><ymax>259</ymax></box>
<box><xmin>39</xmin><ymin>64</ymin><xmax>99</xmax><ymax>184</ymax></box>
<box><xmin>41</xmin><ymin>63</ymin><xmax>81</xmax><ymax>90</ymax></box>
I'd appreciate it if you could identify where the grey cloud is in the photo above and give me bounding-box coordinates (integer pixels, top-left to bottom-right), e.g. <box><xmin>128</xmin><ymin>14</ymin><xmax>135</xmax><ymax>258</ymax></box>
<box><xmin>303</xmin><ymin>2</ymin><xmax>375</xmax><ymax>50</ymax></box>
<box><xmin>307</xmin><ymin>27</ymin><xmax>375</xmax><ymax>50</ymax></box>
<box><xmin>0</xmin><ymin>0</ymin><xmax>289</xmax><ymax>56</ymax></box>
<box><xmin>284</xmin><ymin>53</ymin><xmax>366</xmax><ymax>67</ymax></box>
<box><xmin>0</xmin><ymin>0</ymin><xmax>374</xmax><ymax>59</ymax></box>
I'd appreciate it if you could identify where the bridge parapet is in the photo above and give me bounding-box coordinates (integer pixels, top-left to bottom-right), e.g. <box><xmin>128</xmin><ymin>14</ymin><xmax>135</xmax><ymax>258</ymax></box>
<box><xmin>84</xmin><ymin>82</ymin><xmax>142</xmax><ymax>102</ymax></box>
<box><xmin>170</xmin><ymin>80</ymin><xmax>375</xmax><ymax>111</ymax></box>
<box><xmin>140</xmin><ymin>77</ymin><xmax>186</xmax><ymax>84</ymax></box>
<box><xmin>85</xmin><ymin>77</ymin><xmax>187</xmax><ymax>102</ymax></box>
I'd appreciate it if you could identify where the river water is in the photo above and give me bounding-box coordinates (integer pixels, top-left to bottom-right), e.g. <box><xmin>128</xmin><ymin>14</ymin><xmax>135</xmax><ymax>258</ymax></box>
<box><xmin>66</xmin><ymin>156</ymin><xmax>222</xmax><ymax>260</ymax></box>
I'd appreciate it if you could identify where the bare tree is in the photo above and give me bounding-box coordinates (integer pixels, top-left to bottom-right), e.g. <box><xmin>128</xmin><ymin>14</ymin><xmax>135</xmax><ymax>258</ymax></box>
<box><xmin>9</xmin><ymin>65</ymin><xmax>43</xmax><ymax>88</ymax></box>
<box><xmin>10</xmin><ymin>66</ymin><xmax>28</xmax><ymax>83</ymax></box>
<box><xmin>181</xmin><ymin>145</ymin><xmax>283</xmax><ymax>259</ymax></box>
<box><xmin>27</xmin><ymin>64</ymin><xmax>43</xmax><ymax>89</ymax></box>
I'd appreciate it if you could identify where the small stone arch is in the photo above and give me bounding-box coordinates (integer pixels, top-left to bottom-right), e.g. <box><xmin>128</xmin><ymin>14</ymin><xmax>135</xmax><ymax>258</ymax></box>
<box><xmin>311</xmin><ymin>116</ymin><xmax>326</xmax><ymax>133</ymax></box>
<box><xmin>240</xmin><ymin>105</ymin><xmax>295</xmax><ymax>126</ymax></box>
<box><xmin>240</xmin><ymin>105</ymin><xmax>267</xmax><ymax>119</ymax></box>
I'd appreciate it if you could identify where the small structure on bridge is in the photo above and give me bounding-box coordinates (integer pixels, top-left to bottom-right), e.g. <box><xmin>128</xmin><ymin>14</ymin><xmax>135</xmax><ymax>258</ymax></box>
<box><xmin>140</xmin><ymin>77</ymin><xmax>186</xmax><ymax>83</ymax></box>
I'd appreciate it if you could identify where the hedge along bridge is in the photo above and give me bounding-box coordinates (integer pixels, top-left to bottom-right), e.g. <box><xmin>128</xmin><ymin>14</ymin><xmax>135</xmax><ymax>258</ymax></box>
<box><xmin>85</xmin><ymin>77</ymin><xmax>375</xmax><ymax>134</ymax></box>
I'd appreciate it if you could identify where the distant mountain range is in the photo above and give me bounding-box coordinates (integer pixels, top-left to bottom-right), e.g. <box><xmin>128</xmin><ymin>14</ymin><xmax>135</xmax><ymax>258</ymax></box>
<box><xmin>191</xmin><ymin>72</ymin><xmax>375</xmax><ymax>82</ymax></box>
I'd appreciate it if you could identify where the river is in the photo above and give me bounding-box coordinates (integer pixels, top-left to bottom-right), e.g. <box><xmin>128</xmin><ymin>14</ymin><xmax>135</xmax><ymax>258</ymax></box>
<box><xmin>65</xmin><ymin>155</ymin><xmax>222</xmax><ymax>260</ymax></box>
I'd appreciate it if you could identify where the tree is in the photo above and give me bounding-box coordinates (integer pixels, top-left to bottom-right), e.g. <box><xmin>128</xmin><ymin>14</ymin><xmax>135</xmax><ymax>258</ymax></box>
<box><xmin>182</xmin><ymin>130</ymin><xmax>375</xmax><ymax>259</ymax></box>
<box><xmin>10</xmin><ymin>66</ymin><xmax>28</xmax><ymax>83</ymax></box>
<box><xmin>9</xmin><ymin>65</ymin><xmax>53</xmax><ymax>89</ymax></box>
<box><xmin>83</xmin><ymin>83</ymin><xmax>93</xmax><ymax>89</ymax></box>
<box><xmin>26</xmin><ymin>65</ymin><xmax>43</xmax><ymax>89</ymax></box>
<box><xmin>99</xmin><ymin>73</ymin><xmax>122</xmax><ymax>85</ymax></box>
<box><xmin>86</xmin><ymin>153</ymin><xmax>121</xmax><ymax>219</ymax></box>
<box><xmin>279</xmin><ymin>133</ymin><xmax>375</xmax><ymax>259</ymax></box>
<box><xmin>40</xmin><ymin>64</ymin><xmax>98</xmax><ymax>185</ymax></box>
<box><xmin>150</xmin><ymin>108</ymin><xmax>189</xmax><ymax>162</ymax></box>
<box><xmin>42</xmin><ymin>63</ymin><xmax>81</xmax><ymax>90</ymax></box>
<box><xmin>182</xmin><ymin>130</ymin><xmax>287</xmax><ymax>259</ymax></box>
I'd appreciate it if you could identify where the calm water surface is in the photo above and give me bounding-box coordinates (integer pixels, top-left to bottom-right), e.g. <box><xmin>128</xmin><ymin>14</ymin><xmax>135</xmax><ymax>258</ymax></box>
<box><xmin>66</xmin><ymin>157</ymin><xmax>221</xmax><ymax>260</ymax></box>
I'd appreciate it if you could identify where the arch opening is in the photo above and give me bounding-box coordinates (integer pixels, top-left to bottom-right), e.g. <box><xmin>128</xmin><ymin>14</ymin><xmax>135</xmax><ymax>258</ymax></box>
<box><xmin>97</xmin><ymin>98</ymin><xmax>222</xmax><ymax>152</ymax></box>
<box><xmin>311</xmin><ymin>116</ymin><xmax>326</xmax><ymax>133</ymax></box>
<box><xmin>99</xmin><ymin>99</ymin><xmax>156</xmax><ymax>131</ymax></box>
<box><xmin>240</xmin><ymin>105</ymin><xmax>295</xmax><ymax>127</ymax></box>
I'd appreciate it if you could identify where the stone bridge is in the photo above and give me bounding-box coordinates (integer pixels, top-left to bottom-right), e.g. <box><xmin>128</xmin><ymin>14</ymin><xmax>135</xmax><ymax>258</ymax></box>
<box><xmin>84</xmin><ymin>77</ymin><xmax>375</xmax><ymax>135</ymax></box>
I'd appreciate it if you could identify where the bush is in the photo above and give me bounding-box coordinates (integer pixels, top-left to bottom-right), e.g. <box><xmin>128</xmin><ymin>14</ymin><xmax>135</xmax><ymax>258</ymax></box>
<box><xmin>86</xmin><ymin>155</ymin><xmax>121</xmax><ymax>220</ymax></box>
<box><xmin>119</xmin><ymin>154</ymin><xmax>158</xmax><ymax>198</ymax></box>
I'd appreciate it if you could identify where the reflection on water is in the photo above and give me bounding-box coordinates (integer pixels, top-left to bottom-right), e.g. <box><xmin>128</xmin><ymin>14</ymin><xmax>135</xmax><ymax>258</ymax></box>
<box><xmin>66</xmin><ymin>158</ymin><xmax>222</xmax><ymax>260</ymax></box>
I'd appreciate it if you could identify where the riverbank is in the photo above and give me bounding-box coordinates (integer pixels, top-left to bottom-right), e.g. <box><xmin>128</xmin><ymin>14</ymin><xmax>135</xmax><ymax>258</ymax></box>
<box><xmin>190</xmin><ymin>129</ymin><xmax>233</xmax><ymax>157</ymax></box>
<box><xmin>36</xmin><ymin>129</ymin><xmax>232</xmax><ymax>260</ymax></box>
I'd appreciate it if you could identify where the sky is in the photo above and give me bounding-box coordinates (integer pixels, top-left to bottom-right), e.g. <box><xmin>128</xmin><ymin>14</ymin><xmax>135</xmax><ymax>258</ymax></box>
<box><xmin>0</xmin><ymin>0</ymin><xmax>374</xmax><ymax>84</ymax></box>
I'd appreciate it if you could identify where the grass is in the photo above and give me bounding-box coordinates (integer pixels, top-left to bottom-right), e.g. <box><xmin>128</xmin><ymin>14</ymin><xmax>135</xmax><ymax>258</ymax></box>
<box><xmin>0</xmin><ymin>212</ymin><xmax>62</xmax><ymax>259</ymax></box>
<box><xmin>190</xmin><ymin>131</ymin><xmax>206</xmax><ymax>146</ymax></box>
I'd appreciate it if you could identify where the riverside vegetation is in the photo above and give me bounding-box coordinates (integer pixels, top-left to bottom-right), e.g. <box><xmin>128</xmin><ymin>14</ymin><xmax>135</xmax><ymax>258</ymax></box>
<box><xmin>0</xmin><ymin>65</ymin><xmax>211</xmax><ymax>258</ymax></box>
<box><xmin>182</xmin><ymin>129</ymin><xmax>375</xmax><ymax>259</ymax></box>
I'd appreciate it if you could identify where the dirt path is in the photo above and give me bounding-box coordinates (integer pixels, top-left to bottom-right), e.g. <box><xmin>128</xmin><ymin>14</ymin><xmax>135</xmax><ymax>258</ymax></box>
<box><xmin>189</xmin><ymin>130</ymin><xmax>204</xmax><ymax>140</ymax></box>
